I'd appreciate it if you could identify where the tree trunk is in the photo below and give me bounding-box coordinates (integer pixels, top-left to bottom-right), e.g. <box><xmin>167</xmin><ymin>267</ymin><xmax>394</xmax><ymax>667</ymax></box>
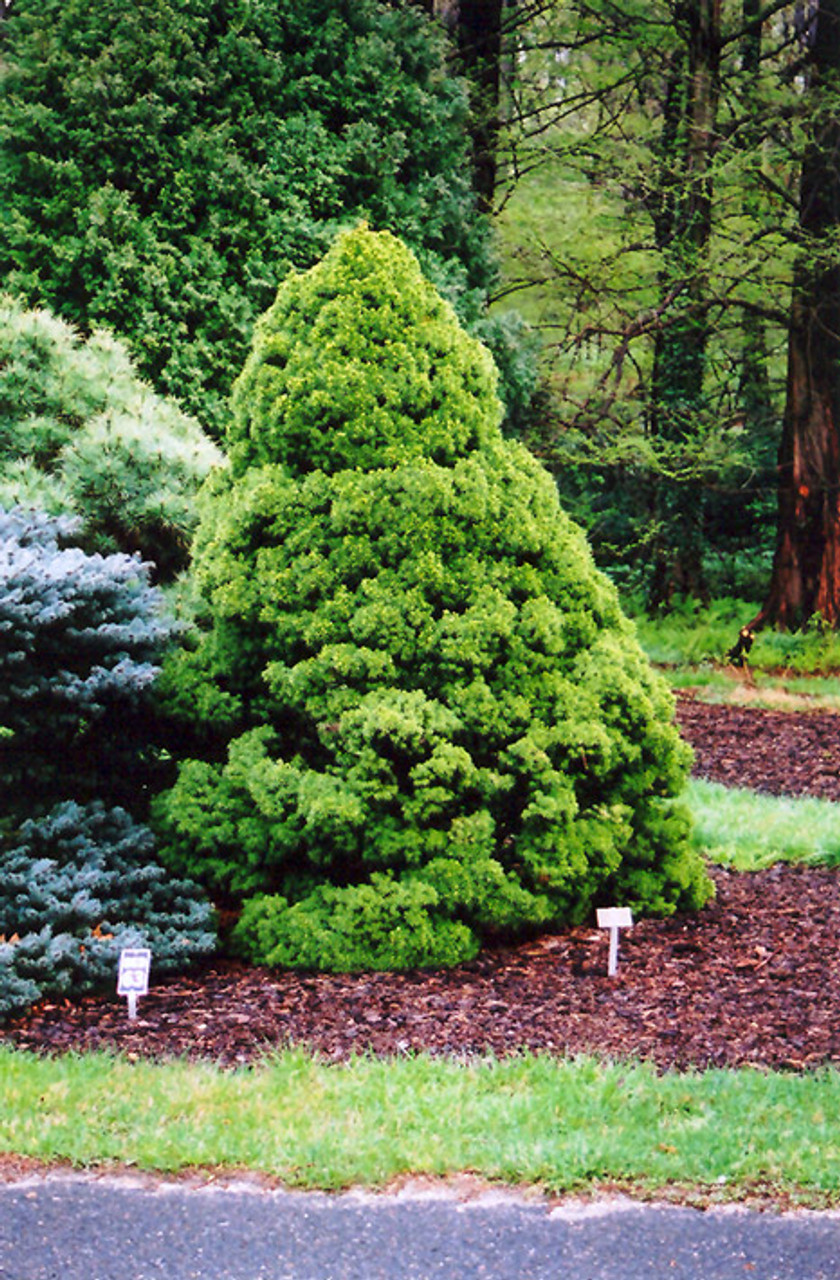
<box><xmin>415</xmin><ymin>0</ymin><xmax>506</xmax><ymax>210</ymax></box>
<box><xmin>753</xmin><ymin>0</ymin><xmax>840</xmax><ymax>629</ymax></box>
<box><xmin>647</xmin><ymin>0</ymin><xmax>722</xmax><ymax>606</ymax></box>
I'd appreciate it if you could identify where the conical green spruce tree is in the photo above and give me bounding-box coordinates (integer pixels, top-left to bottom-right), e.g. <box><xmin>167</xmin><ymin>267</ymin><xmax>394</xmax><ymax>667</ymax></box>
<box><xmin>154</xmin><ymin>225</ymin><xmax>712</xmax><ymax>971</ymax></box>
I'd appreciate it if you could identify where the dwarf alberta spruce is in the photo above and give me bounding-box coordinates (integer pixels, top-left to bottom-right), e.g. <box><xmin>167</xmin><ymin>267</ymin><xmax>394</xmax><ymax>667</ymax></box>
<box><xmin>153</xmin><ymin>226</ymin><xmax>712</xmax><ymax>971</ymax></box>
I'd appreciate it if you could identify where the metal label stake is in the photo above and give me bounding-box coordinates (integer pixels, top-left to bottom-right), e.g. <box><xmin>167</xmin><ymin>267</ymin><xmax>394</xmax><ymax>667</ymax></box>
<box><xmin>596</xmin><ymin>908</ymin><xmax>633</xmax><ymax>976</ymax></box>
<box><xmin>117</xmin><ymin>947</ymin><xmax>152</xmax><ymax>1020</ymax></box>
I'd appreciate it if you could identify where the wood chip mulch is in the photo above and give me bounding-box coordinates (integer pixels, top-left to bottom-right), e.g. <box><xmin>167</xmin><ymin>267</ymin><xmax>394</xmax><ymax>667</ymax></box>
<box><xmin>674</xmin><ymin>692</ymin><xmax>840</xmax><ymax>802</ymax></box>
<box><xmin>4</xmin><ymin>694</ymin><xmax>840</xmax><ymax>1073</ymax></box>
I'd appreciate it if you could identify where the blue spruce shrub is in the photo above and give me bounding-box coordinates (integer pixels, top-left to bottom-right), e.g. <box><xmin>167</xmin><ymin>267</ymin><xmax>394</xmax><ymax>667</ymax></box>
<box><xmin>0</xmin><ymin>801</ymin><xmax>215</xmax><ymax>1022</ymax></box>
<box><xmin>0</xmin><ymin>507</ymin><xmax>174</xmax><ymax>813</ymax></box>
<box><xmin>0</xmin><ymin>508</ymin><xmax>217</xmax><ymax>1019</ymax></box>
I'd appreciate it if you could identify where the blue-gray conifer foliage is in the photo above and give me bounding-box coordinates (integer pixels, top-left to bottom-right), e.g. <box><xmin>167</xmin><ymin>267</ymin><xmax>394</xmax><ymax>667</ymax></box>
<box><xmin>0</xmin><ymin>508</ymin><xmax>172</xmax><ymax>811</ymax></box>
<box><xmin>0</xmin><ymin>801</ymin><xmax>215</xmax><ymax>1022</ymax></box>
<box><xmin>0</xmin><ymin>509</ymin><xmax>216</xmax><ymax>1021</ymax></box>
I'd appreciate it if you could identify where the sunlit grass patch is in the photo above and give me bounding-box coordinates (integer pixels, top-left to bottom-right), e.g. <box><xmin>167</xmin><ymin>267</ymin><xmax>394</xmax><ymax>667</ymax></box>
<box><xmin>686</xmin><ymin>778</ymin><xmax>840</xmax><ymax>871</ymax></box>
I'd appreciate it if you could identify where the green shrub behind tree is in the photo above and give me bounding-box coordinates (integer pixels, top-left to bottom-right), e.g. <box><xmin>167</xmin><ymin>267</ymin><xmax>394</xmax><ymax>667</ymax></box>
<box><xmin>154</xmin><ymin>226</ymin><xmax>712</xmax><ymax>971</ymax></box>
<box><xmin>0</xmin><ymin>296</ymin><xmax>222</xmax><ymax>579</ymax></box>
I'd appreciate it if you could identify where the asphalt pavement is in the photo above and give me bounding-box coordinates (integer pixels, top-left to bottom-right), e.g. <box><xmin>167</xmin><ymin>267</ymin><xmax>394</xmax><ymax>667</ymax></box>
<box><xmin>2</xmin><ymin>1172</ymin><xmax>840</xmax><ymax>1280</ymax></box>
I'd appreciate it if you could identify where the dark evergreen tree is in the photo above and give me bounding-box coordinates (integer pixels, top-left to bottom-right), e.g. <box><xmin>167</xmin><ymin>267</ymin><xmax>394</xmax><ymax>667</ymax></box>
<box><xmin>0</xmin><ymin>0</ymin><xmax>529</xmax><ymax>434</ymax></box>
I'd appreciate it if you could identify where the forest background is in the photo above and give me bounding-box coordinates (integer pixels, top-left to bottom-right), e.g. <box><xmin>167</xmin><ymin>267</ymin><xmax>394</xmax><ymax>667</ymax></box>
<box><xmin>477</xmin><ymin>0</ymin><xmax>840</xmax><ymax>633</ymax></box>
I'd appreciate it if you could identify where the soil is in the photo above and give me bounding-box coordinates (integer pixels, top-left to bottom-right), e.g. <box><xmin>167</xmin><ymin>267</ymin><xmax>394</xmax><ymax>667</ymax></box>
<box><xmin>675</xmin><ymin>692</ymin><xmax>840</xmax><ymax>803</ymax></box>
<box><xmin>4</xmin><ymin>693</ymin><xmax>840</xmax><ymax>1074</ymax></box>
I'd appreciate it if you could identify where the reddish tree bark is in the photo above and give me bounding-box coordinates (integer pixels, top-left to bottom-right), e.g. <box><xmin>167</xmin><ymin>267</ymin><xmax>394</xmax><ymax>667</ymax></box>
<box><xmin>754</xmin><ymin>0</ymin><xmax>840</xmax><ymax>629</ymax></box>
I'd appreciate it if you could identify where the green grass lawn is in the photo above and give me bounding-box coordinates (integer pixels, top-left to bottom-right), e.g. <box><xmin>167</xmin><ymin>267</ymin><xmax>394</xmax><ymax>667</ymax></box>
<box><xmin>687</xmin><ymin>779</ymin><xmax>840</xmax><ymax>871</ymax></box>
<box><xmin>3</xmin><ymin>1046</ymin><xmax>840</xmax><ymax>1206</ymax></box>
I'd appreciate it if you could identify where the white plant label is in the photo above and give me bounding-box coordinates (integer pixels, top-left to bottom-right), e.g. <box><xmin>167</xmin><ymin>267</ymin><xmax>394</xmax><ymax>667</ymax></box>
<box><xmin>596</xmin><ymin>907</ymin><xmax>633</xmax><ymax>976</ymax></box>
<box><xmin>117</xmin><ymin>947</ymin><xmax>152</xmax><ymax>1020</ymax></box>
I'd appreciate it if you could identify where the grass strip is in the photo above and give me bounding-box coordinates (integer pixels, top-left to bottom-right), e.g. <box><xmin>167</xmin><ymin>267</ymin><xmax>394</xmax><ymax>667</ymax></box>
<box><xmin>2</xmin><ymin>1047</ymin><xmax>840</xmax><ymax>1201</ymax></box>
<box><xmin>686</xmin><ymin>779</ymin><xmax>840</xmax><ymax>870</ymax></box>
<box><xmin>668</xmin><ymin>667</ymin><xmax>840</xmax><ymax>712</ymax></box>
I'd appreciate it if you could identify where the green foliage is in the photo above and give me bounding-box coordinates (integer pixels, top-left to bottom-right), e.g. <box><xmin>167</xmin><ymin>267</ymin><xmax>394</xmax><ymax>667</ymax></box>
<box><xmin>0</xmin><ymin>801</ymin><xmax>215</xmax><ymax>1022</ymax></box>
<box><xmin>228</xmin><ymin>223</ymin><xmax>502</xmax><ymax>476</ymax></box>
<box><xmin>233</xmin><ymin>876</ymin><xmax>478</xmax><ymax>972</ymax></box>
<box><xmin>0</xmin><ymin>296</ymin><xmax>221</xmax><ymax>577</ymax></box>
<box><xmin>0</xmin><ymin>0</ymin><xmax>527</xmax><ymax>434</ymax></box>
<box><xmin>0</xmin><ymin>508</ymin><xmax>175</xmax><ymax>815</ymax></box>
<box><xmin>154</xmin><ymin>226</ymin><xmax>711</xmax><ymax>970</ymax></box>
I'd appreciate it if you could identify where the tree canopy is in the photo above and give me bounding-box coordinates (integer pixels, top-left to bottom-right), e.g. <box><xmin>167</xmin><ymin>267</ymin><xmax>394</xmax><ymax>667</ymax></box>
<box><xmin>154</xmin><ymin>226</ymin><xmax>711</xmax><ymax>971</ymax></box>
<box><xmin>493</xmin><ymin>0</ymin><xmax>840</xmax><ymax>620</ymax></box>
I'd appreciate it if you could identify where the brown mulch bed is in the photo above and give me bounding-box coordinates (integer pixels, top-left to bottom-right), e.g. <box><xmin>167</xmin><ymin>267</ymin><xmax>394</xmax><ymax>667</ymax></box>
<box><xmin>674</xmin><ymin>692</ymin><xmax>840</xmax><ymax>802</ymax></box>
<box><xmin>4</xmin><ymin>695</ymin><xmax>840</xmax><ymax>1073</ymax></box>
